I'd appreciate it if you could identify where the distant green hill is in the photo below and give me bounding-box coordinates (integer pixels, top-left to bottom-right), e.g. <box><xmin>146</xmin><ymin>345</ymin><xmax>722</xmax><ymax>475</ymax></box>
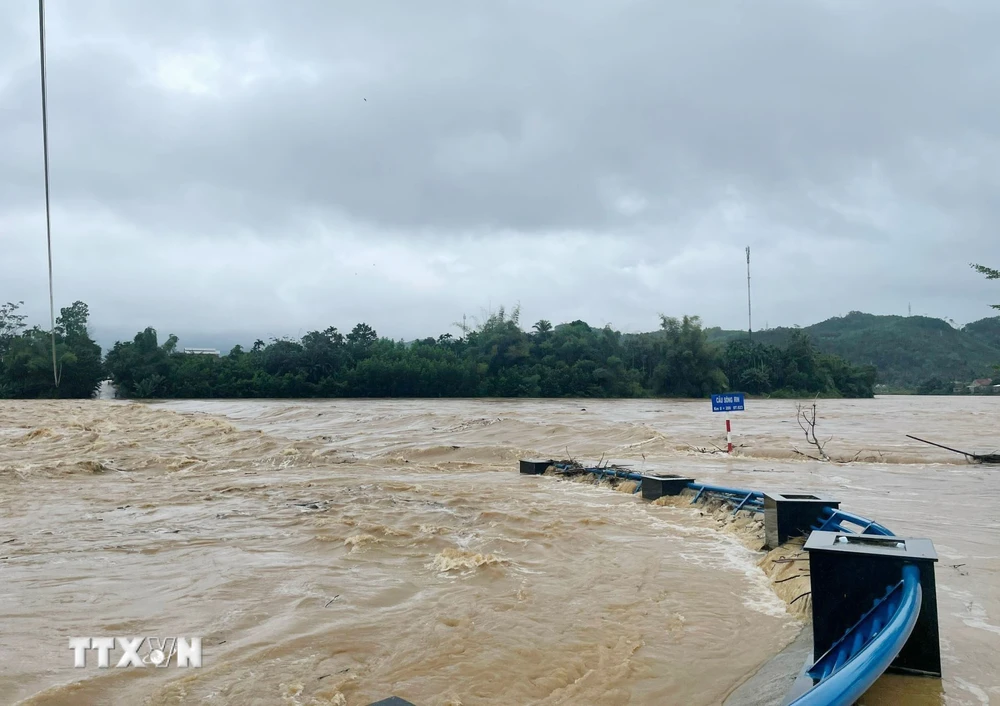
<box><xmin>964</xmin><ymin>317</ymin><xmax>1000</xmax><ymax>350</ymax></box>
<box><xmin>704</xmin><ymin>312</ymin><xmax>1000</xmax><ymax>389</ymax></box>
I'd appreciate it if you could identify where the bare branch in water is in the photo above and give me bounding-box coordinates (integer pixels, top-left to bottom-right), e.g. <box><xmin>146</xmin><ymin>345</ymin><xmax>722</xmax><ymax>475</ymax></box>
<box><xmin>794</xmin><ymin>398</ymin><xmax>830</xmax><ymax>461</ymax></box>
<box><xmin>791</xmin><ymin>446</ymin><xmax>824</xmax><ymax>462</ymax></box>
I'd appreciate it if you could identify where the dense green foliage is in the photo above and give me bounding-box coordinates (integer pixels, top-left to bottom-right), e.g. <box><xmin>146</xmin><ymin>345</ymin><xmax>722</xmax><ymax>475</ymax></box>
<box><xmin>915</xmin><ymin>377</ymin><xmax>956</xmax><ymax>395</ymax></box>
<box><xmin>0</xmin><ymin>301</ymin><xmax>105</xmax><ymax>399</ymax></box>
<box><xmin>706</xmin><ymin>312</ymin><xmax>1000</xmax><ymax>390</ymax></box>
<box><xmin>964</xmin><ymin>316</ymin><xmax>1000</xmax><ymax>350</ymax></box>
<box><xmin>17</xmin><ymin>292</ymin><xmax>1000</xmax><ymax>399</ymax></box>
<box><xmin>98</xmin><ymin>306</ymin><xmax>875</xmax><ymax>399</ymax></box>
<box><xmin>719</xmin><ymin>334</ymin><xmax>876</xmax><ymax>398</ymax></box>
<box><xmin>3</xmin><ymin>265</ymin><xmax>995</xmax><ymax>399</ymax></box>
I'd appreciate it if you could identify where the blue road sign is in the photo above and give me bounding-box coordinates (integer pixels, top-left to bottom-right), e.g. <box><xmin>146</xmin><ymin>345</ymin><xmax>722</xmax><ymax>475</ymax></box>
<box><xmin>711</xmin><ymin>392</ymin><xmax>745</xmax><ymax>412</ymax></box>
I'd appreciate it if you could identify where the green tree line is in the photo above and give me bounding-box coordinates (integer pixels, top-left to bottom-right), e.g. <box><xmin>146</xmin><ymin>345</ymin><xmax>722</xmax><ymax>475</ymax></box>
<box><xmin>0</xmin><ymin>300</ymin><xmax>878</xmax><ymax>399</ymax></box>
<box><xmin>0</xmin><ymin>301</ymin><xmax>104</xmax><ymax>399</ymax></box>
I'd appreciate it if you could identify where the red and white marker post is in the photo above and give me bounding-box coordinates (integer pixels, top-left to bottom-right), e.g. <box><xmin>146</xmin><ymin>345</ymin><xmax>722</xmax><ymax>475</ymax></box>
<box><xmin>712</xmin><ymin>393</ymin><xmax>744</xmax><ymax>454</ymax></box>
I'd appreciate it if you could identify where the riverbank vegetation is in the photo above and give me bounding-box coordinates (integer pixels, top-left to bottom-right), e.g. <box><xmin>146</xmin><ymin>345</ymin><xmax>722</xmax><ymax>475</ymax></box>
<box><xmin>5</xmin><ymin>265</ymin><xmax>995</xmax><ymax>400</ymax></box>
<box><xmin>0</xmin><ymin>301</ymin><xmax>104</xmax><ymax>399</ymax></box>
<box><xmin>1</xmin><ymin>299</ymin><xmax>877</xmax><ymax>399</ymax></box>
<box><xmin>101</xmin><ymin>308</ymin><xmax>875</xmax><ymax>400</ymax></box>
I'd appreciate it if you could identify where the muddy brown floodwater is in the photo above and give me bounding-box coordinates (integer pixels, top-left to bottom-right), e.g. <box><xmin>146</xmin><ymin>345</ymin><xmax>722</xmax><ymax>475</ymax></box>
<box><xmin>0</xmin><ymin>397</ymin><xmax>997</xmax><ymax>705</ymax></box>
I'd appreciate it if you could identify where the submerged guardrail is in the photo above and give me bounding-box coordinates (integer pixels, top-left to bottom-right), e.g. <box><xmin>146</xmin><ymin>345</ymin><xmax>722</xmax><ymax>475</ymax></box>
<box><xmin>518</xmin><ymin>459</ymin><xmax>942</xmax><ymax>706</ymax></box>
<box><xmin>367</xmin><ymin>459</ymin><xmax>942</xmax><ymax>706</ymax></box>
<box><xmin>789</xmin><ymin>563</ymin><xmax>923</xmax><ymax>706</ymax></box>
<box><xmin>538</xmin><ymin>461</ymin><xmax>769</xmax><ymax>511</ymax></box>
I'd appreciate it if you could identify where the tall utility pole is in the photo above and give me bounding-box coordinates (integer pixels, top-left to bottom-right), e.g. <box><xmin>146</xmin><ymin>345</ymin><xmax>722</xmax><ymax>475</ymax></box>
<box><xmin>746</xmin><ymin>246</ymin><xmax>752</xmax><ymax>343</ymax></box>
<box><xmin>38</xmin><ymin>0</ymin><xmax>60</xmax><ymax>387</ymax></box>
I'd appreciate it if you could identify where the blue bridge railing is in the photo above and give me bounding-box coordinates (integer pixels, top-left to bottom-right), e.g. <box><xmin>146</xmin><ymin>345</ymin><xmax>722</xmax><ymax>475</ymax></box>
<box><xmin>812</xmin><ymin>506</ymin><xmax>894</xmax><ymax>537</ymax></box>
<box><xmin>688</xmin><ymin>483</ymin><xmax>764</xmax><ymax>512</ymax></box>
<box><xmin>787</xmin><ymin>564</ymin><xmax>922</xmax><ymax>706</ymax></box>
<box><xmin>558</xmin><ymin>464</ymin><xmax>645</xmax><ymax>490</ymax></box>
<box><xmin>551</xmin><ymin>464</ymin><xmax>768</xmax><ymax>510</ymax></box>
<box><xmin>551</xmin><ymin>463</ymin><xmax>923</xmax><ymax>706</ymax></box>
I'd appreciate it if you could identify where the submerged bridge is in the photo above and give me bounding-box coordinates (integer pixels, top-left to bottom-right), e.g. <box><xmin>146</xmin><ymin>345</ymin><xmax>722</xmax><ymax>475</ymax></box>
<box><xmin>367</xmin><ymin>461</ymin><xmax>942</xmax><ymax>706</ymax></box>
<box><xmin>518</xmin><ymin>460</ymin><xmax>942</xmax><ymax>706</ymax></box>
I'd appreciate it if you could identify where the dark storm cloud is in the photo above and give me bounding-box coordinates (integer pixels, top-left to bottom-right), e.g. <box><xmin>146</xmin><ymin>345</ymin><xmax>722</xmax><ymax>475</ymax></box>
<box><xmin>2</xmin><ymin>0</ymin><xmax>1000</xmax><ymax>342</ymax></box>
<box><xmin>1</xmin><ymin>0</ymin><xmax>997</xmax><ymax>236</ymax></box>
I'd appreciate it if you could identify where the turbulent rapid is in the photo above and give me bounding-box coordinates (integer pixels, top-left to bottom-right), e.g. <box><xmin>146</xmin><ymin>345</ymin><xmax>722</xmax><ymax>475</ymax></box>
<box><xmin>0</xmin><ymin>397</ymin><xmax>997</xmax><ymax>705</ymax></box>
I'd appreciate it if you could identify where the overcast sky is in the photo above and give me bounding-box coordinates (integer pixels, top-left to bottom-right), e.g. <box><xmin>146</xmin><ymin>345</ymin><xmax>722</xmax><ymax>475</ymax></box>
<box><xmin>2</xmin><ymin>0</ymin><xmax>1000</xmax><ymax>350</ymax></box>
